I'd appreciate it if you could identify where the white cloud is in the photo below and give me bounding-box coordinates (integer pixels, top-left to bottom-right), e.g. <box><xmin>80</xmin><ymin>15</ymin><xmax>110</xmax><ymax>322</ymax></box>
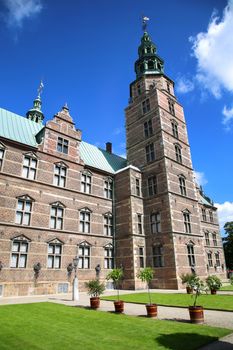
<box><xmin>222</xmin><ymin>105</ymin><xmax>233</xmax><ymax>127</ymax></box>
<box><xmin>176</xmin><ymin>77</ymin><xmax>194</xmax><ymax>94</ymax></box>
<box><xmin>193</xmin><ymin>171</ymin><xmax>208</xmax><ymax>186</ymax></box>
<box><xmin>190</xmin><ymin>0</ymin><xmax>233</xmax><ymax>98</ymax></box>
<box><xmin>3</xmin><ymin>0</ymin><xmax>43</xmax><ymax>27</ymax></box>
<box><xmin>215</xmin><ymin>201</ymin><xmax>233</xmax><ymax>229</ymax></box>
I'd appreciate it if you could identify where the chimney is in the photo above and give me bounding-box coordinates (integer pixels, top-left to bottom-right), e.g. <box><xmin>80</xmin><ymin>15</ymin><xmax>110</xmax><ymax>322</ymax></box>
<box><xmin>106</xmin><ymin>142</ymin><xmax>112</xmax><ymax>154</ymax></box>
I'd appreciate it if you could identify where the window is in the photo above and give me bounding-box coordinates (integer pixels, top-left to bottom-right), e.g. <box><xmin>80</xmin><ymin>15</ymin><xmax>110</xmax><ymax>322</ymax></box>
<box><xmin>137</xmin><ymin>84</ymin><xmax>141</xmax><ymax>95</ymax></box>
<box><xmin>139</xmin><ymin>247</ymin><xmax>144</xmax><ymax>268</ymax></box>
<box><xmin>209</xmin><ymin>210</ymin><xmax>214</xmax><ymax>223</ymax></box>
<box><xmin>144</xmin><ymin>119</ymin><xmax>153</xmax><ymax>138</ymax></box>
<box><xmin>15</xmin><ymin>197</ymin><xmax>32</xmax><ymax>226</ymax></box>
<box><xmin>179</xmin><ymin>176</ymin><xmax>186</xmax><ymax>196</ymax></box>
<box><xmin>205</xmin><ymin>232</ymin><xmax>210</xmax><ymax>246</ymax></box>
<box><xmin>171</xmin><ymin>120</ymin><xmax>178</xmax><ymax>138</ymax></box>
<box><xmin>183</xmin><ymin>211</ymin><xmax>191</xmax><ymax>233</ymax></box>
<box><xmin>187</xmin><ymin>244</ymin><xmax>195</xmax><ymax>266</ymax></box>
<box><xmin>104</xmin><ymin>213</ymin><xmax>113</xmax><ymax>236</ymax></box>
<box><xmin>50</xmin><ymin>203</ymin><xmax>64</xmax><ymax>230</ymax></box>
<box><xmin>151</xmin><ymin>212</ymin><xmax>161</xmax><ymax>233</ymax></box>
<box><xmin>142</xmin><ymin>98</ymin><xmax>150</xmax><ymax>114</ymax></box>
<box><xmin>104</xmin><ymin>244</ymin><xmax>114</xmax><ymax>269</ymax></box>
<box><xmin>79</xmin><ymin>208</ymin><xmax>91</xmax><ymax>233</ymax></box>
<box><xmin>175</xmin><ymin>144</ymin><xmax>182</xmax><ymax>163</ymax></box>
<box><xmin>57</xmin><ymin>137</ymin><xmax>69</xmax><ymax>154</ymax></box>
<box><xmin>153</xmin><ymin>245</ymin><xmax>164</xmax><ymax>267</ymax></box>
<box><xmin>212</xmin><ymin>233</ymin><xmax>217</xmax><ymax>247</ymax></box>
<box><xmin>81</xmin><ymin>171</ymin><xmax>92</xmax><ymax>194</ymax></box>
<box><xmin>207</xmin><ymin>252</ymin><xmax>213</xmax><ymax>267</ymax></box>
<box><xmin>168</xmin><ymin>99</ymin><xmax>175</xmax><ymax>115</ymax></box>
<box><xmin>137</xmin><ymin>214</ymin><xmax>143</xmax><ymax>234</ymax></box>
<box><xmin>167</xmin><ymin>82</ymin><xmax>171</xmax><ymax>94</ymax></box>
<box><xmin>215</xmin><ymin>252</ymin><xmax>221</xmax><ymax>267</ymax></box>
<box><xmin>10</xmin><ymin>237</ymin><xmax>29</xmax><ymax>268</ymax></box>
<box><xmin>202</xmin><ymin>208</ymin><xmax>207</xmax><ymax>221</ymax></box>
<box><xmin>104</xmin><ymin>178</ymin><xmax>113</xmax><ymax>199</ymax></box>
<box><xmin>48</xmin><ymin>242</ymin><xmax>62</xmax><ymax>269</ymax></box>
<box><xmin>0</xmin><ymin>144</ymin><xmax>5</xmax><ymax>170</ymax></box>
<box><xmin>54</xmin><ymin>164</ymin><xmax>67</xmax><ymax>187</ymax></box>
<box><xmin>78</xmin><ymin>242</ymin><xmax>90</xmax><ymax>269</ymax></box>
<box><xmin>145</xmin><ymin>143</ymin><xmax>155</xmax><ymax>162</ymax></box>
<box><xmin>22</xmin><ymin>155</ymin><xmax>37</xmax><ymax>180</ymax></box>
<box><xmin>135</xmin><ymin>178</ymin><xmax>140</xmax><ymax>196</ymax></box>
<box><xmin>148</xmin><ymin>176</ymin><xmax>157</xmax><ymax>196</ymax></box>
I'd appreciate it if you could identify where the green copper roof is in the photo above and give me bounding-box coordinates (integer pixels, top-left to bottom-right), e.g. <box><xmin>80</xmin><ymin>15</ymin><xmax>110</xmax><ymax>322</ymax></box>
<box><xmin>80</xmin><ymin>141</ymin><xmax>127</xmax><ymax>174</ymax></box>
<box><xmin>0</xmin><ymin>108</ymin><xmax>44</xmax><ymax>147</ymax></box>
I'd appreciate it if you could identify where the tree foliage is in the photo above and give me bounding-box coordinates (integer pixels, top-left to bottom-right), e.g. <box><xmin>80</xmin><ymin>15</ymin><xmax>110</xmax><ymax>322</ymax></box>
<box><xmin>223</xmin><ymin>221</ymin><xmax>233</xmax><ymax>270</ymax></box>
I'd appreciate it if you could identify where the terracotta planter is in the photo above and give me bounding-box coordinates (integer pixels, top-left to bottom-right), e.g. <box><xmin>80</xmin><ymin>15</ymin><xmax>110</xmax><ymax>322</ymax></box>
<box><xmin>114</xmin><ymin>300</ymin><xmax>124</xmax><ymax>313</ymax></box>
<box><xmin>210</xmin><ymin>289</ymin><xmax>217</xmax><ymax>295</ymax></box>
<box><xmin>146</xmin><ymin>304</ymin><xmax>157</xmax><ymax>317</ymax></box>
<box><xmin>90</xmin><ymin>297</ymin><xmax>100</xmax><ymax>309</ymax></box>
<box><xmin>189</xmin><ymin>306</ymin><xmax>204</xmax><ymax>324</ymax></box>
<box><xmin>186</xmin><ymin>286</ymin><xmax>193</xmax><ymax>294</ymax></box>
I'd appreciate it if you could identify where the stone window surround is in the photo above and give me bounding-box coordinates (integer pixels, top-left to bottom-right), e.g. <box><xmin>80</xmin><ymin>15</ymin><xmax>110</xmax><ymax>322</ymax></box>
<box><xmin>138</xmin><ymin>246</ymin><xmax>145</xmax><ymax>268</ymax></box>
<box><xmin>150</xmin><ymin>212</ymin><xmax>161</xmax><ymax>234</ymax></box>
<box><xmin>10</xmin><ymin>234</ymin><xmax>30</xmax><ymax>269</ymax></box>
<box><xmin>15</xmin><ymin>195</ymin><xmax>34</xmax><ymax>226</ymax></box>
<box><xmin>57</xmin><ymin>136</ymin><xmax>69</xmax><ymax>154</ymax></box>
<box><xmin>183</xmin><ymin>209</ymin><xmax>191</xmax><ymax>233</ymax></box>
<box><xmin>153</xmin><ymin>244</ymin><xmax>164</xmax><ymax>267</ymax></box>
<box><xmin>79</xmin><ymin>207</ymin><xmax>92</xmax><ymax>233</ymax></box>
<box><xmin>103</xmin><ymin>212</ymin><xmax>113</xmax><ymax>236</ymax></box>
<box><xmin>104</xmin><ymin>243</ymin><xmax>114</xmax><ymax>269</ymax></box>
<box><xmin>178</xmin><ymin>174</ymin><xmax>186</xmax><ymax>196</ymax></box>
<box><xmin>53</xmin><ymin>162</ymin><xmax>68</xmax><ymax>187</ymax></box>
<box><xmin>78</xmin><ymin>241</ymin><xmax>91</xmax><ymax>269</ymax></box>
<box><xmin>50</xmin><ymin>202</ymin><xmax>65</xmax><ymax>230</ymax></box>
<box><xmin>81</xmin><ymin>170</ymin><xmax>92</xmax><ymax>194</ymax></box>
<box><xmin>22</xmin><ymin>152</ymin><xmax>38</xmax><ymax>180</ymax></box>
<box><xmin>104</xmin><ymin>177</ymin><xmax>113</xmax><ymax>199</ymax></box>
<box><xmin>47</xmin><ymin>239</ymin><xmax>63</xmax><ymax>269</ymax></box>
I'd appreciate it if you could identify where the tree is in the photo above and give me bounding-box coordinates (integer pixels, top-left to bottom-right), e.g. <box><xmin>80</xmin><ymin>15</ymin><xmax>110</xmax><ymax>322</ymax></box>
<box><xmin>223</xmin><ymin>221</ymin><xmax>233</xmax><ymax>270</ymax></box>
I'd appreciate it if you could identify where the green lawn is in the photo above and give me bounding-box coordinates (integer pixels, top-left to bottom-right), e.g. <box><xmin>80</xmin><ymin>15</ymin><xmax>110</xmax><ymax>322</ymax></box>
<box><xmin>102</xmin><ymin>293</ymin><xmax>233</xmax><ymax>311</ymax></box>
<box><xmin>0</xmin><ymin>302</ymin><xmax>231</xmax><ymax>350</ymax></box>
<box><xmin>221</xmin><ymin>284</ymin><xmax>233</xmax><ymax>291</ymax></box>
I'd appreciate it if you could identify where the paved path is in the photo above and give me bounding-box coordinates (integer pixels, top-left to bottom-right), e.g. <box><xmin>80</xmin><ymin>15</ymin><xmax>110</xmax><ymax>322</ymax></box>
<box><xmin>1</xmin><ymin>289</ymin><xmax>233</xmax><ymax>349</ymax></box>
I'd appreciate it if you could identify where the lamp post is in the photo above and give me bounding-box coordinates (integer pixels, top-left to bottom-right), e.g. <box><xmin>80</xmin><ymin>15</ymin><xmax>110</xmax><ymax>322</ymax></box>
<box><xmin>72</xmin><ymin>257</ymin><xmax>79</xmax><ymax>301</ymax></box>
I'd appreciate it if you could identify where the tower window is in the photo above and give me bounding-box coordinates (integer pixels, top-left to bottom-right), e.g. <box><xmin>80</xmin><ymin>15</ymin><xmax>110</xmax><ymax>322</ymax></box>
<box><xmin>151</xmin><ymin>212</ymin><xmax>161</xmax><ymax>233</ymax></box>
<box><xmin>187</xmin><ymin>244</ymin><xmax>195</xmax><ymax>266</ymax></box>
<box><xmin>153</xmin><ymin>245</ymin><xmax>164</xmax><ymax>267</ymax></box>
<box><xmin>212</xmin><ymin>233</ymin><xmax>217</xmax><ymax>246</ymax></box>
<box><xmin>202</xmin><ymin>208</ymin><xmax>207</xmax><ymax>221</ymax></box>
<box><xmin>209</xmin><ymin>210</ymin><xmax>214</xmax><ymax>223</ymax></box>
<box><xmin>22</xmin><ymin>155</ymin><xmax>37</xmax><ymax>180</ymax></box>
<box><xmin>168</xmin><ymin>100</ymin><xmax>175</xmax><ymax>115</ymax></box>
<box><xmin>175</xmin><ymin>144</ymin><xmax>182</xmax><ymax>163</ymax></box>
<box><xmin>139</xmin><ymin>247</ymin><xmax>144</xmax><ymax>268</ymax></box>
<box><xmin>183</xmin><ymin>211</ymin><xmax>191</xmax><ymax>233</ymax></box>
<box><xmin>205</xmin><ymin>232</ymin><xmax>210</xmax><ymax>246</ymax></box>
<box><xmin>179</xmin><ymin>176</ymin><xmax>186</xmax><ymax>196</ymax></box>
<box><xmin>167</xmin><ymin>82</ymin><xmax>171</xmax><ymax>94</ymax></box>
<box><xmin>148</xmin><ymin>176</ymin><xmax>157</xmax><ymax>196</ymax></box>
<box><xmin>171</xmin><ymin>120</ymin><xmax>179</xmax><ymax>138</ymax></box>
<box><xmin>144</xmin><ymin>119</ymin><xmax>153</xmax><ymax>138</ymax></box>
<box><xmin>145</xmin><ymin>143</ymin><xmax>155</xmax><ymax>163</ymax></box>
<box><xmin>137</xmin><ymin>84</ymin><xmax>141</xmax><ymax>95</ymax></box>
<box><xmin>78</xmin><ymin>242</ymin><xmax>91</xmax><ymax>269</ymax></box>
<box><xmin>135</xmin><ymin>178</ymin><xmax>140</xmax><ymax>196</ymax></box>
<box><xmin>57</xmin><ymin>137</ymin><xmax>69</xmax><ymax>154</ymax></box>
<box><xmin>148</xmin><ymin>60</ymin><xmax>154</xmax><ymax>69</ymax></box>
<box><xmin>215</xmin><ymin>252</ymin><xmax>220</xmax><ymax>267</ymax></box>
<box><xmin>142</xmin><ymin>98</ymin><xmax>150</xmax><ymax>114</ymax></box>
<box><xmin>137</xmin><ymin>214</ymin><xmax>143</xmax><ymax>234</ymax></box>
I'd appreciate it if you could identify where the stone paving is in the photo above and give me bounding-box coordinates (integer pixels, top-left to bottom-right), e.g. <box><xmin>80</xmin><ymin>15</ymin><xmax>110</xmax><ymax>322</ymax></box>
<box><xmin>0</xmin><ymin>289</ymin><xmax>233</xmax><ymax>349</ymax></box>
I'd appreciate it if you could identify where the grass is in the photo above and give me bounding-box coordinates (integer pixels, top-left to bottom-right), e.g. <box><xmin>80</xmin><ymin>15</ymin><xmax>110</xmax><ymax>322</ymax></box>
<box><xmin>102</xmin><ymin>293</ymin><xmax>233</xmax><ymax>311</ymax></box>
<box><xmin>0</xmin><ymin>302</ymin><xmax>231</xmax><ymax>350</ymax></box>
<box><xmin>221</xmin><ymin>284</ymin><xmax>233</xmax><ymax>291</ymax></box>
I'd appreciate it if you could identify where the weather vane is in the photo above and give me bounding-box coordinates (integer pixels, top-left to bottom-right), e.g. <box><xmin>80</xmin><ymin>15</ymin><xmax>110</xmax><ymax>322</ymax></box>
<box><xmin>37</xmin><ymin>80</ymin><xmax>44</xmax><ymax>98</ymax></box>
<box><xmin>142</xmin><ymin>15</ymin><xmax>150</xmax><ymax>32</ymax></box>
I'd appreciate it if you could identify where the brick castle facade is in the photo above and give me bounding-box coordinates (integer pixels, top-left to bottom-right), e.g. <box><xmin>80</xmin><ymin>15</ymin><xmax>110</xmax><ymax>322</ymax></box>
<box><xmin>0</xmin><ymin>31</ymin><xmax>225</xmax><ymax>297</ymax></box>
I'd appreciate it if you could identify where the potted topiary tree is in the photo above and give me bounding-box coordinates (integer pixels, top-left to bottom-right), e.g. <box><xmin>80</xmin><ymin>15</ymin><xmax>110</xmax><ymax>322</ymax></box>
<box><xmin>137</xmin><ymin>267</ymin><xmax>157</xmax><ymax>317</ymax></box>
<box><xmin>106</xmin><ymin>268</ymin><xmax>124</xmax><ymax>313</ymax></box>
<box><xmin>180</xmin><ymin>273</ymin><xmax>196</xmax><ymax>294</ymax></box>
<box><xmin>206</xmin><ymin>275</ymin><xmax>222</xmax><ymax>294</ymax></box>
<box><xmin>85</xmin><ymin>279</ymin><xmax>105</xmax><ymax>309</ymax></box>
<box><xmin>188</xmin><ymin>276</ymin><xmax>207</xmax><ymax>324</ymax></box>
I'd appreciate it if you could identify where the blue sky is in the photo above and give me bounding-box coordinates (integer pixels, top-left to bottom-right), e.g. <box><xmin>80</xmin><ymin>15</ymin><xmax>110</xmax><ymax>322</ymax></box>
<box><xmin>0</xmin><ymin>0</ymin><xmax>233</xmax><ymax>228</ymax></box>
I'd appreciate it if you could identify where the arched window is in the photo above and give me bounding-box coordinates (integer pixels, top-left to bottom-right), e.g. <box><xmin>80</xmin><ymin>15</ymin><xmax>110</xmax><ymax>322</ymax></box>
<box><xmin>171</xmin><ymin>120</ymin><xmax>178</xmax><ymax>138</ymax></box>
<box><xmin>148</xmin><ymin>60</ymin><xmax>154</xmax><ymax>69</ymax></box>
<box><xmin>187</xmin><ymin>242</ymin><xmax>195</xmax><ymax>266</ymax></box>
<box><xmin>178</xmin><ymin>175</ymin><xmax>186</xmax><ymax>196</ymax></box>
<box><xmin>175</xmin><ymin>144</ymin><xmax>182</xmax><ymax>163</ymax></box>
<box><xmin>207</xmin><ymin>251</ymin><xmax>213</xmax><ymax>267</ymax></box>
<box><xmin>183</xmin><ymin>210</ymin><xmax>191</xmax><ymax>233</ymax></box>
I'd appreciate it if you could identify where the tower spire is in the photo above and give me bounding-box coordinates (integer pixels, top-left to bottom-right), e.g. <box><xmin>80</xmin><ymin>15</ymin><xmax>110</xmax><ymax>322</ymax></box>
<box><xmin>26</xmin><ymin>81</ymin><xmax>44</xmax><ymax>124</ymax></box>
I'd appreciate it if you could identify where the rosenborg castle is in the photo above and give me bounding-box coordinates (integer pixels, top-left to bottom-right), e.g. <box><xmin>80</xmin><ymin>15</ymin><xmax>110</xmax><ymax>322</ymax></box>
<box><xmin>0</xmin><ymin>31</ymin><xmax>226</xmax><ymax>297</ymax></box>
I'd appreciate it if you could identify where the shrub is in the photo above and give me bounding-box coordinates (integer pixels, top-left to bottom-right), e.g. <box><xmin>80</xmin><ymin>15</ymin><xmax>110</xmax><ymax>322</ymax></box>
<box><xmin>206</xmin><ymin>275</ymin><xmax>222</xmax><ymax>291</ymax></box>
<box><xmin>85</xmin><ymin>279</ymin><xmax>105</xmax><ymax>297</ymax></box>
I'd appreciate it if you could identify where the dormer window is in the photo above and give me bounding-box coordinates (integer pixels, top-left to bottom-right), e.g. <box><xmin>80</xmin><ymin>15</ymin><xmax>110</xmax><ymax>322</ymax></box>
<box><xmin>57</xmin><ymin>137</ymin><xmax>69</xmax><ymax>154</ymax></box>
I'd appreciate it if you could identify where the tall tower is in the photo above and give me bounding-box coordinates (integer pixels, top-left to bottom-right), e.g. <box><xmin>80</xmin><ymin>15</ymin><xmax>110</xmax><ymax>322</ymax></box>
<box><xmin>125</xmin><ymin>29</ymin><xmax>208</xmax><ymax>288</ymax></box>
